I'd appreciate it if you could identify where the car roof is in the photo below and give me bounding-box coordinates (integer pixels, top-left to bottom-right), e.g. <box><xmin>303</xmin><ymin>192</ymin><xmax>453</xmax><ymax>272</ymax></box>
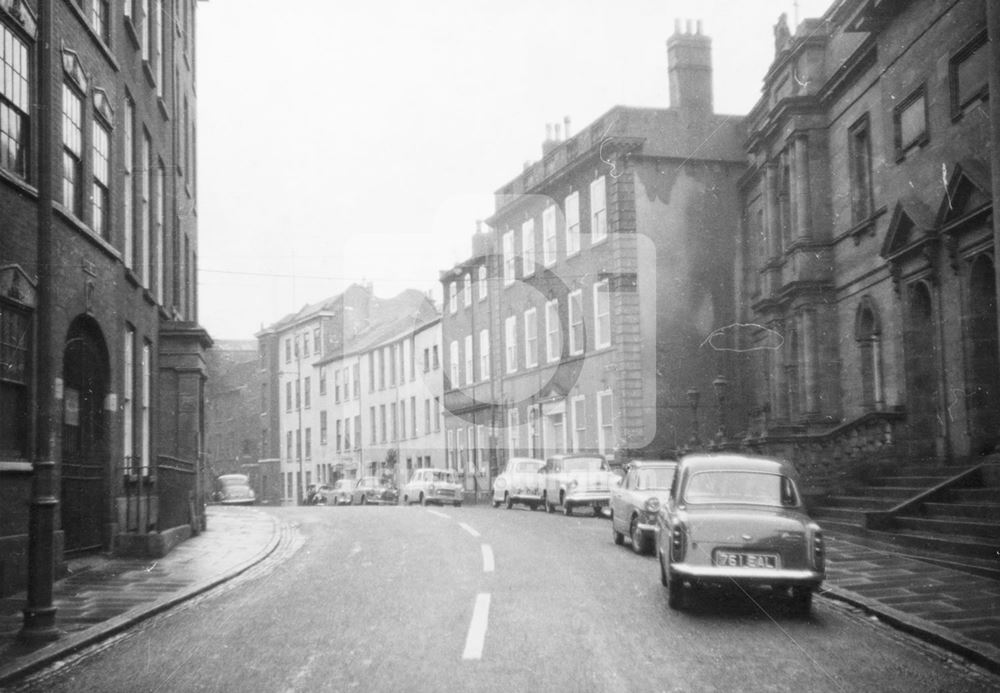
<box><xmin>627</xmin><ymin>460</ymin><xmax>677</xmax><ymax>468</ymax></box>
<box><xmin>678</xmin><ymin>453</ymin><xmax>797</xmax><ymax>477</ymax></box>
<box><xmin>546</xmin><ymin>453</ymin><xmax>605</xmax><ymax>462</ymax></box>
<box><xmin>508</xmin><ymin>457</ymin><xmax>544</xmax><ymax>464</ymax></box>
<box><xmin>417</xmin><ymin>467</ymin><xmax>453</xmax><ymax>473</ymax></box>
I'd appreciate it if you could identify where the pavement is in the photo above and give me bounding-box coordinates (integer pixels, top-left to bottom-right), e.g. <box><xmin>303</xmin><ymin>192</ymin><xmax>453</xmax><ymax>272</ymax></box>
<box><xmin>0</xmin><ymin>511</ymin><xmax>997</xmax><ymax>689</ymax></box>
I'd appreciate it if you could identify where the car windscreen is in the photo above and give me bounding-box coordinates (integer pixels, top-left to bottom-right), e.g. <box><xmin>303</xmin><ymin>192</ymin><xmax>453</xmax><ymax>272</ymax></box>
<box><xmin>218</xmin><ymin>475</ymin><xmax>249</xmax><ymax>488</ymax></box>
<box><xmin>515</xmin><ymin>462</ymin><xmax>542</xmax><ymax>473</ymax></box>
<box><xmin>683</xmin><ymin>471</ymin><xmax>798</xmax><ymax>507</ymax></box>
<box><xmin>635</xmin><ymin>466</ymin><xmax>675</xmax><ymax>490</ymax></box>
<box><xmin>429</xmin><ymin>471</ymin><xmax>455</xmax><ymax>483</ymax></box>
<box><xmin>562</xmin><ymin>457</ymin><xmax>607</xmax><ymax>472</ymax></box>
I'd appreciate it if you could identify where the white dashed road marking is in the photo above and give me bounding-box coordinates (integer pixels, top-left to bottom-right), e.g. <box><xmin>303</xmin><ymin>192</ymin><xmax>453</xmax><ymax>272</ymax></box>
<box><xmin>459</xmin><ymin>522</ymin><xmax>481</xmax><ymax>538</ymax></box>
<box><xmin>462</xmin><ymin>593</ymin><xmax>491</xmax><ymax>660</ymax></box>
<box><xmin>481</xmin><ymin>544</ymin><xmax>494</xmax><ymax>572</ymax></box>
<box><xmin>426</xmin><ymin>509</ymin><xmax>450</xmax><ymax>519</ymax></box>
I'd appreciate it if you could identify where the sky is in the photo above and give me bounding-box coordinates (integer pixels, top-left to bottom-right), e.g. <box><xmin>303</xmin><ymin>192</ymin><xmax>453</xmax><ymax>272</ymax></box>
<box><xmin>196</xmin><ymin>0</ymin><xmax>835</xmax><ymax>340</ymax></box>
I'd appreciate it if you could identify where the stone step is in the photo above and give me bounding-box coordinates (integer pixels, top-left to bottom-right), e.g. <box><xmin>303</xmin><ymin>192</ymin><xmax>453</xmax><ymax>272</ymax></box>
<box><xmin>811</xmin><ymin>506</ymin><xmax>866</xmax><ymax>523</ymax></box>
<box><xmin>894</xmin><ymin>514</ymin><xmax>1000</xmax><ymax>540</ymax></box>
<box><xmin>876</xmin><ymin>527</ymin><xmax>999</xmax><ymax>563</ymax></box>
<box><xmin>815</xmin><ymin>495</ymin><xmax>893</xmax><ymax>510</ymax></box>
<box><xmin>947</xmin><ymin>487</ymin><xmax>1000</xmax><ymax>503</ymax></box>
<box><xmin>923</xmin><ymin>501</ymin><xmax>1000</xmax><ymax>521</ymax></box>
<box><xmin>852</xmin><ymin>486</ymin><xmax>925</xmax><ymax>499</ymax></box>
<box><xmin>868</xmin><ymin>474</ymin><xmax>952</xmax><ymax>487</ymax></box>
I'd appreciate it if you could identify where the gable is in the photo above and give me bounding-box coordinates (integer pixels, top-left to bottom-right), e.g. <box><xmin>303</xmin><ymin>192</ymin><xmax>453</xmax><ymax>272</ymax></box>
<box><xmin>936</xmin><ymin>159</ymin><xmax>992</xmax><ymax>228</ymax></box>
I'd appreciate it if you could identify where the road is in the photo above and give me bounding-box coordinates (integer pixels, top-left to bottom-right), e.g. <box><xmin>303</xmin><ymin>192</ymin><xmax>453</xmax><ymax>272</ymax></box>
<box><xmin>13</xmin><ymin>504</ymin><xmax>999</xmax><ymax>692</ymax></box>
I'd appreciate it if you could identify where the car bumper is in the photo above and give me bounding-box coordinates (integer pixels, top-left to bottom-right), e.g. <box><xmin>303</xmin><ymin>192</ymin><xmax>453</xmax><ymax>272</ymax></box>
<box><xmin>564</xmin><ymin>491</ymin><xmax>610</xmax><ymax>507</ymax></box>
<box><xmin>671</xmin><ymin>564</ymin><xmax>824</xmax><ymax>587</ymax></box>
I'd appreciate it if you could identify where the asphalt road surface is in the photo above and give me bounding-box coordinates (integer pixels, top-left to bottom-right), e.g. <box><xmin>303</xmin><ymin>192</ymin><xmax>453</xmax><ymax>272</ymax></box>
<box><xmin>13</xmin><ymin>504</ymin><xmax>1000</xmax><ymax>692</ymax></box>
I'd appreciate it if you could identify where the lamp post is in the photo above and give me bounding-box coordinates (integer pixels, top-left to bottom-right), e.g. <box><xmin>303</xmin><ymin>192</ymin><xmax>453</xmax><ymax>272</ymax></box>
<box><xmin>713</xmin><ymin>375</ymin><xmax>729</xmax><ymax>445</ymax></box>
<box><xmin>686</xmin><ymin>387</ymin><xmax>700</xmax><ymax>450</ymax></box>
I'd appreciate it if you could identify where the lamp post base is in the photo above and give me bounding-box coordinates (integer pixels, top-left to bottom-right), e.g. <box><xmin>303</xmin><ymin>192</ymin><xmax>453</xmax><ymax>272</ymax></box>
<box><xmin>19</xmin><ymin>607</ymin><xmax>60</xmax><ymax>643</ymax></box>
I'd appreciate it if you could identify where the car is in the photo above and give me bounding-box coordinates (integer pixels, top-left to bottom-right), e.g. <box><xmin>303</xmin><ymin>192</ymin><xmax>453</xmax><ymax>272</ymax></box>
<box><xmin>492</xmin><ymin>457</ymin><xmax>545</xmax><ymax>509</ymax></box>
<box><xmin>309</xmin><ymin>484</ymin><xmax>332</xmax><ymax>505</ymax></box>
<box><xmin>351</xmin><ymin>476</ymin><xmax>399</xmax><ymax>505</ymax></box>
<box><xmin>402</xmin><ymin>468</ymin><xmax>463</xmax><ymax>506</ymax></box>
<box><xmin>655</xmin><ymin>454</ymin><xmax>825</xmax><ymax>614</ymax></box>
<box><xmin>325</xmin><ymin>479</ymin><xmax>356</xmax><ymax>505</ymax></box>
<box><xmin>609</xmin><ymin>460</ymin><xmax>677</xmax><ymax>554</ymax></box>
<box><xmin>539</xmin><ymin>453</ymin><xmax>617</xmax><ymax>516</ymax></box>
<box><xmin>211</xmin><ymin>474</ymin><xmax>255</xmax><ymax>505</ymax></box>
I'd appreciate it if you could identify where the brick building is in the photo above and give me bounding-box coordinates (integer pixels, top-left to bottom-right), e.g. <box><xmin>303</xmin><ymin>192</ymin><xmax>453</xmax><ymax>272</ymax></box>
<box><xmin>0</xmin><ymin>0</ymin><xmax>209</xmax><ymax>620</ymax></box>
<box><xmin>736</xmin><ymin>0</ymin><xmax>997</xmax><ymax>490</ymax></box>
<box><xmin>440</xmin><ymin>22</ymin><xmax>747</xmax><ymax>496</ymax></box>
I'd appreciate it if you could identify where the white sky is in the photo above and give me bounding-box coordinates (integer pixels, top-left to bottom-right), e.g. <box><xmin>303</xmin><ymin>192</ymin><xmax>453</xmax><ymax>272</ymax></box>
<box><xmin>196</xmin><ymin>0</ymin><xmax>834</xmax><ymax>340</ymax></box>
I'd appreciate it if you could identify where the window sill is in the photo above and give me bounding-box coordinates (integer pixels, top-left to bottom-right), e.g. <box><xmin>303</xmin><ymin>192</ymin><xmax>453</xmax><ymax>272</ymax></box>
<box><xmin>0</xmin><ymin>461</ymin><xmax>33</xmax><ymax>473</ymax></box>
<box><xmin>125</xmin><ymin>18</ymin><xmax>142</xmax><ymax>50</ymax></box>
<box><xmin>142</xmin><ymin>60</ymin><xmax>158</xmax><ymax>90</ymax></box>
<box><xmin>157</xmin><ymin>96</ymin><xmax>170</xmax><ymax>121</ymax></box>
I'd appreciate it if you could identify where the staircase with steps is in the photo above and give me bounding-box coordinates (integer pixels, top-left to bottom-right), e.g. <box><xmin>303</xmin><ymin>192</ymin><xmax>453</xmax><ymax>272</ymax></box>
<box><xmin>811</xmin><ymin>461</ymin><xmax>1000</xmax><ymax>579</ymax></box>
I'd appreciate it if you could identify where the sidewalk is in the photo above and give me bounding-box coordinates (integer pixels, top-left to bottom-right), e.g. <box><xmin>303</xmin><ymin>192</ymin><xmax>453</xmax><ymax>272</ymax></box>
<box><xmin>0</xmin><ymin>506</ymin><xmax>284</xmax><ymax>687</ymax></box>
<box><xmin>0</xmin><ymin>513</ymin><xmax>997</xmax><ymax>686</ymax></box>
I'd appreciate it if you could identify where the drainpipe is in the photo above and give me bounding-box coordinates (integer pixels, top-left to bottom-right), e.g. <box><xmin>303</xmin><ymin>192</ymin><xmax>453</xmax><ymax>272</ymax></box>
<box><xmin>21</xmin><ymin>0</ymin><xmax>60</xmax><ymax>642</ymax></box>
<box><xmin>988</xmin><ymin>3</ymin><xmax>1000</xmax><ymax>392</ymax></box>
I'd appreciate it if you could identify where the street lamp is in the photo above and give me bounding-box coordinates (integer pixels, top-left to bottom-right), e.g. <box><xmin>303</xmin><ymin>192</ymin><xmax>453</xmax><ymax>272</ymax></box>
<box><xmin>712</xmin><ymin>375</ymin><xmax>729</xmax><ymax>444</ymax></box>
<box><xmin>686</xmin><ymin>387</ymin><xmax>700</xmax><ymax>449</ymax></box>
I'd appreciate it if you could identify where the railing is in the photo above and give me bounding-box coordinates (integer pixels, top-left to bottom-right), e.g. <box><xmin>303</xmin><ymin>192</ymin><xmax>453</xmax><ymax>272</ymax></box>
<box><xmin>158</xmin><ymin>455</ymin><xmax>197</xmax><ymax>531</ymax></box>
<box><xmin>118</xmin><ymin>456</ymin><xmax>155</xmax><ymax>534</ymax></box>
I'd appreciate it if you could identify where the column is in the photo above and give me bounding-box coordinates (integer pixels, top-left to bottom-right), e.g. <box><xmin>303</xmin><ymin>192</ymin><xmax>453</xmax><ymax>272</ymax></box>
<box><xmin>803</xmin><ymin>308</ymin><xmax>819</xmax><ymax>416</ymax></box>
<box><xmin>764</xmin><ymin>163</ymin><xmax>780</xmax><ymax>259</ymax></box>
<box><xmin>772</xmin><ymin>319</ymin><xmax>788</xmax><ymax>421</ymax></box>
<box><xmin>794</xmin><ymin>135</ymin><xmax>812</xmax><ymax>240</ymax></box>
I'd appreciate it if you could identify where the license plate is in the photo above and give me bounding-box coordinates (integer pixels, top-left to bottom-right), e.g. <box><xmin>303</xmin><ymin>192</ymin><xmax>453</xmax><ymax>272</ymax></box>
<box><xmin>714</xmin><ymin>551</ymin><xmax>778</xmax><ymax>569</ymax></box>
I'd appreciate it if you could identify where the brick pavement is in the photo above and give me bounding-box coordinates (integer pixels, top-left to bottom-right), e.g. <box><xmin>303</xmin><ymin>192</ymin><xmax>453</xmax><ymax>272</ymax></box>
<box><xmin>0</xmin><ymin>507</ymin><xmax>282</xmax><ymax>687</ymax></box>
<box><xmin>0</xmin><ymin>509</ymin><xmax>997</xmax><ymax>686</ymax></box>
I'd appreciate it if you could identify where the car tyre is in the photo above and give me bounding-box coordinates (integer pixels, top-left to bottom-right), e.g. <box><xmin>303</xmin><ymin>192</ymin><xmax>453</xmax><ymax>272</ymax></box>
<box><xmin>492</xmin><ymin>497</ymin><xmax>501</xmax><ymax>508</ymax></box>
<box><xmin>790</xmin><ymin>587</ymin><xmax>812</xmax><ymax>616</ymax></box>
<box><xmin>420</xmin><ymin>493</ymin><xmax>427</xmax><ymax>506</ymax></box>
<box><xmin>360</xmin><ymin>496</ymin><xmax>367</xmax><ymax>505</ymax></box>
<box><xmin>505</xmin><ymin>493</ymin><xmax>513</xmax><ymax>510</ymax></box>
<box><xmin>630</xmin><ymin>515</ymin><xmax>647</xmax><ymax>554</ymax></box>
<box><xmin>455</xmin><ymin>501</ymin><xmax>463</xmax><ymax>507</ymax></box>
<box><xmin>611</xmin><ymin>512</ymin><xmax>625</xmax><ymax>545</ymax></box>
<box><xmin>544</xmin><ymin>493</ymin><xmax>554</xmax><ymax>513</ymax></box>
<box><xmin>562</xmin><ymin>494</ymin><xmax>572</xmax><ymax>516</ymax></box>
<box><xmin>658</xmin><ymin>550</ymin><xmax>669</xmax><ymax>587</ymax></box>
<box><xmin>667</xmin><ymin>571</ymin><xmax>684</xmax><ymax>610</ymax></box>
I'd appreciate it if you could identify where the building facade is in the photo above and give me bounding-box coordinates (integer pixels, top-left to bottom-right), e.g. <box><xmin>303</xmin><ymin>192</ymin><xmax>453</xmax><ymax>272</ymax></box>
<box><xmin>0</xmin><ymin>0</ymin><xmax>209</xmax><ymax>613</ymax></box>
<box><xmin>737</xmin><ymin>0</ymin><xmax>997</xmax><ymax>490</ymax></box>
<box><xmin>440</xmin><ymin>23</ymin><xmax>747</xmax><ymax>496</ymax></box>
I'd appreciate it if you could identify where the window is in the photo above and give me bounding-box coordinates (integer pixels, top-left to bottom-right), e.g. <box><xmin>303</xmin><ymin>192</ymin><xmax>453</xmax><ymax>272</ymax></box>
<box><xmin>155</xmin><ymin>161</ymin><xmax>164</xmax><ymax>304</ymax></box>
<box><xmin>464</xmin><ymin>334</ymin><xmax>473</xmax><ymax>386</ymax></box>
<box><xmin>894</xmin><ymin>86</ymin><xmax>927</xmax><ymax>159</ymax></box>
<box><xmin>370</xmin><ymin>406</ymin><xmax>377</xmax><ymax>444</ymax></box>
<box><xmin>542</xmin><ymin>205</ymin><xmax>558</xmax><ymax>266</ymax></box>
<box><xmin>302</xmin><ymin>333</ymin><xmax>310</xmax><ymax>358</ymax></box>
<box><xmin>156</xmin><ymin>0</ymin><xmax>165</xmax><ymax>95</ymax></box>
<box><xmin>286</xmin><ymin>431</ymin><xmax>292</xmax><ymax>461</ymax></box>
<box><xmin>401</xmin><ymin>340</ymin><xmax>410</xmax><ymax>382</ymax></box>
<box><xmin>285</xmin><ymin>381</ymin><xmax>291</xmax><ymax>411</ymax></box>
<box><xmin>950</xmin><ymin>31</ymin><xmax>989</xmax><ymax>117</ymax></box>
<box><xmin>478</xmin><ymin>266</ymin><xmax>488</xmax><ymax>301</ymax></box>
<box><xmin>410</xmin><ymin>395</ymin><xmax>417</xmax><ymax>437</ymax></box>
<box><xmin>565</xmin><ymin>191</ymin><xmax>581</xmax><ymax>256</ymax></box>
<box><xmin>379</xmin><ymin>348</ymin><xmax>386</xmax><ymax>389</ymax></box>
<box><xmin>91</xmin><ymin>0</ymin><xmax>110</xmax><ymax>44</ymax></box>
<box><xmin>503</xmin><ymin>230</ymin><xmax>515</xmax><ymax>285</ymax></box>
<box><xmin>434</xmin><ymin>397</ymin><xmax>441</xmax><ymax>431</ymax></box>
<box><xmin>433</xmin><ymin>345</ymin><xmax>439</xmax><ymax>369</ymax></box>
<box><xmin>446</xmin><ymin>429</ymin><xmax>454</xmax><ymax>469</ymax></box>
<box><xmin>334</xmin><ymin>369</ymin><xmax>340</xmax><ymax>402</ymax></box>
<box><xmin>848</xmin><ymin>115</ymin><xmax>873</xmax><ymax>224</ymax></box>
<box><xmin>590</xmin><ymin>176</ymin><xmax>607</xmax><ymax>242</ymax></box>
<box><xmin>0</xmin><ymin>301</ymin><xmax>32</xmax><ymax>458</ymax></box>
<box><xmin>123</xmin><ymin>97</ymin><xmax>134</xmax><ymax>266</ymax></box>
<box><xmin>479</xmin><ymin>329</ymin><xmax>490</xmax><ymax>381</ymax></box>
<box><xmin>390</xmin><ymin>403</ymin><xmax>397</xmax><ymax>441</ymax></box>
<box><xmin>389</xmin><ymin>344</ymin><xmax>396</xmax><ymax>385</ymax></box>
<box><xmin>463</xmin><ymin>273</ymin><xmax>471</xmax><ymax>307</ymax></box>
<box><xmin>62</xmin><ymin>83</ymin><xmax>84</xmax><ymax>217</ymax></box>
<box><xmin>521</xmin><ymin>219</ymin><xmax>536</xmax><ymax>277</ymax></box>
<box><xmin>400</xmin><ymin>399</ymin><xmax>406</xmax><ymax>439</ymax></box>
<box><xmin>320</xmin><ymin>367</ymin><xmax>327</xmax><ymax>396</ymax></box>
<box><xmin>368</xmin><ymin>352</ymin><xmax>375</xmax><ymax>391</ymax></box>
<box><xmin>571</xmin><ymin>396</ymin><xmax>586</xmax><ymax>452</ymax></box>
<box><xmin>353</xmin><ymin>416</ymin><xmax>360</xmax><ymax>450</ymax></box>
<box><xmin>505</xmin><ymin>315</ymin><xmax>518</xmax><ymax>373</ymax></box>
<box><xmin>295</xmin><ymin>379</ymin><xmax>300</xmax><ymax>410</ymax></box>
<box><xmin>92</xmin><ymin>119</ymin><xmax>111</xmax><ymax>239</ymax></box>
<box><xmin>423</xmin><ymin>347</ymin><xmax>430</xmax><ymax>373</ymax></box>
<box><xmin>524</xmin><ymin>308</ymin><xmax>538</xmax><ymax>368</ymax></box>
<box><xmin>352</xmin><ymin>363</ymin><xmax>359</xmax><ymax>397</ymax></box>
<box><xmin>313</xmin><ymin>327</ymin><xmax>320</xmax><ymax>352</ymax></box>
<box><xmin>597</xmin><ymin>390</ymin><xmax>613</xmax><ymax>454</ymax></box>
<box><xmin>449</xmin><ymin>340</ymin><xmax>459</xmax><ymax>388</ymax></box>
<box><xmin>141</xmin><ymin>342</ymin><xmax>151</xmax><ymax>475</ymax></box>
<box><xmin>141</xmin><ymin>131</ymin><xmax>151</xmax><ymax>287</ymax></box>
<box><xmin>320</xmin><ymin>411</ymin><xmax>328</xmax><ymax>445</ymax></box>
<box><xmin>379</xmin><ymin>404</ymin><xmax>387</xmax><ymax>442</ymax></box>
<box><xmin>335</xmin><ymin>419</ymin><xmax>342</xmax><ymax>451</ymax></box>
<box><xmin>295</xmin><ymin>429</ymin><xmax>301</xmax><ymax>460</ymax></box>
<box><xmin>594</xmin><ymin>280</ymin><xmax>611</xmax><ymax>349</ymax></box>
<box><xmin>140</xmin><ymin>0</ymin><xmax>150</xmax><ymax>60</ymax></box>
<box><xmin>545</xmin><ymin>299</ymin><xmax>560</xmax><ymax>363</ymax></box>
<box><xmin>448</xmin><ymin>282</ymin><xmax>457</xmax><ymax>314</ymax></box>
<box><xmin>305</xmin><ymin>428</ymin><xmax>311</xmax><ymax>459</ymax></box>
<box><xmin>424</xmin><ymin>399</ymin><xmax>431</xmax><ymax>435</ymax></box>
<box><xmin>0</xmin><ymin>25</ymin><xmax>29</xmax><ymax>179</ymax></box>
<box><xmin>568</xmin><ymin>289</ymin><xmax>584</xmax><ymax>355</ymax></box>
<box><xmin>121</xmin><ymin>327</ymin><xmax>134</xmax><ymax>470</ymax></box>
<box><xmin>303</xmin><ymin>376</ymin><xmax>311</xmax><ymax>408</ymax></box>
<box><xmin>507</xmin><ymin>407</ymin><xmax>520</xmax><ymax>453</ymax></box>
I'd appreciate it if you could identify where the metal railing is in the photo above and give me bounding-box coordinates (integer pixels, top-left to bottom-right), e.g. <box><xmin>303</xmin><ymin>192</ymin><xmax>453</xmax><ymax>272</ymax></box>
<box><xmin>158</xmin><ymin>455</ymin><xmax>197</xmax><ymax>530</ymax></box>
<box><xmin>119</xmin><ymin>455</ymin><xmax>155</xmax><ymax>534</ymax></box>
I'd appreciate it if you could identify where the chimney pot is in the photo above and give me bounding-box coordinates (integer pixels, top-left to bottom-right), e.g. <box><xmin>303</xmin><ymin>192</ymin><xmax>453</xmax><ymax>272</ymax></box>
<box><xmin>554</xmin><ymin>123</ymin><xmax>562</xmax><ymax>141</ymax></box>
<box><xmin>564</xmin><ymin>115</ymin><xmax>572</xmax><ymax>138</ymax></box>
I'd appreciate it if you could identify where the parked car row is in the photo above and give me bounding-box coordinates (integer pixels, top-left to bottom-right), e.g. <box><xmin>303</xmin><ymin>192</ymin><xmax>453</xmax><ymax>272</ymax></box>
<box><xmin>492</xmin><ymin>452</ymin><xmax>826</xmax><ymax>615</ymax></box>
<box><xmin>314</xmin><ymin>477</ymin><xmax>400</xmax><ymax>506</ymax></box>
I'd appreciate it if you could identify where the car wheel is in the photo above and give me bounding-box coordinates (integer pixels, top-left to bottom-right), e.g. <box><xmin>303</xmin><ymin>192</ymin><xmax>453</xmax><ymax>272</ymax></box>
<box><xmin>611</xmin><ymin>512</ymin><xmax>625</xmax><ymax>545</ymax></box>
<box><xmin>667</xmin><ymin>571</ymin><xmax>684</xmax><ymax>610</ymax></box>
<box><xmin>492</xmin><ymin>497</ymin><xmax>501</xmax><ymax>508</ymax></box>
<box><xmin>420</xmin><ymin>493</ymin><xmax>427</xmax><ymax>506</ymax></box>
<box><xmin>790</xmin><ymin>587</ymin><xmax>812</xmax><ymax>616</ymax></box>
<box><xmin>505</xmin><ymin>493</ymin><xmax>513</xmax><ymax>510</ymax></box>
<box><xmin>562</xmin><ymin>493</ymin><xmax>571</xmax><ymax>516</ymax></box>
<box><xmin>630</xmin><ymin>515</ymin><xmax>646</xmax><ymax>555</ymax></box>
<box><xmin>530</xmin><ymin>503</ymin><xmax>540</xmax><ymax>511</ymax></box>
<box><xmin>658</xmin><ymin>550</ymin><xmax>669</xmax><ymax>587</ymax></box>
<box><xmin>455</xmin><ymin>502</ymin><xmax>463</xmax><ymax>508</ymax></box>
<box><xmin>544</xmin><ymin>493</ymin><xmax>554</xmax><ymax>513</ymax></box>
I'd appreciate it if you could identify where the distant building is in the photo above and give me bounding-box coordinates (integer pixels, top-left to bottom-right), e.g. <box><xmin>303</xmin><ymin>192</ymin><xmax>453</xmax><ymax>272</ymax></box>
<box><xmin>0</xmin><ymin>0</ymin><xmax>209</xmax><ymax>612</ymax></box>
<box><xmin>737</xmin><ymin>0</ymin><xmax>997</xmax><ymax>488</ymax></box>
<box><xmin>440</xmin><ymin>21</ymin><xmax>747</xmax><ymax>497</ymax></box>
<box><xmin>257</xmin><ymin>284</ymin><xmax>441</xmax><ymax>502</ymax></box>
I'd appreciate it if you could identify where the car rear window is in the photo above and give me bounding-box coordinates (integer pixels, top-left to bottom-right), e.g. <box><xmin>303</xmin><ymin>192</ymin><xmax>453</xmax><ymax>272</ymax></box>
<box><xmin>684</xmin><ymin>471</ymin><xmax>798</xmax><ymax>507</ymax></box>
<box><xmin>635</xmin><ymin>466</ymin><xmax>675</xmax><ymax>490</ymax></box>
<box><xmin>515</xmin><ymin>462</ymin><xmax>542</xmax><ymax>473</ymax></box>
<box><xmin>562</xmin><ymin>457</ymin><xmax>607</xmax><ymax>472</ymax></box>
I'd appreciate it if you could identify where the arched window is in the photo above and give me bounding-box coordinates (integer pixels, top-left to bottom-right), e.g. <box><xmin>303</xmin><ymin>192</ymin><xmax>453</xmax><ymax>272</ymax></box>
<box><xmin>855</xmin><ymin>298</ymin><xmax>883</xmax><ymax>411</ymax></box>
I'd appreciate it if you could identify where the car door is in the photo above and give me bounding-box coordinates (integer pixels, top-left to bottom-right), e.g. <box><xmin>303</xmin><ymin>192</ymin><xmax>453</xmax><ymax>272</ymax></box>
<box><xmin>545</xmin><ymin>459</ymin><xmax>561</xmax><ymax>503</ymax></box>
<box><xmin>610</xmin><ymin>467</ymin><xmax>631</xmax><ymax>533</ymax></box>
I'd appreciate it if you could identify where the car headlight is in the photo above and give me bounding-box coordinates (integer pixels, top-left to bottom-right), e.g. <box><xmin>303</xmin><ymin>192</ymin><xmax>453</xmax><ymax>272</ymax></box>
<box><xmin>643</xmin><ymin>497</ymin><xmax>660</xmax><ymax>514</ymax></box>
<box><xmin>568</xmin><ymin>480</ymin><xmax>578</xmax><ymax>491</ymax></box>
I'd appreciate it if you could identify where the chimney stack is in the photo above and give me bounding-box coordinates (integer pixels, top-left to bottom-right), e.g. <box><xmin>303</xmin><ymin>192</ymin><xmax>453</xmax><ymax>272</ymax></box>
<box><xmin>563</xmin><ymin>115</ymin><xmax>572</xmax><ymax>139</ymax></box>
<box><xmin>666</xmin><ymin>18</ymin><xmax>713</xmax><ymax>114</ymax></box>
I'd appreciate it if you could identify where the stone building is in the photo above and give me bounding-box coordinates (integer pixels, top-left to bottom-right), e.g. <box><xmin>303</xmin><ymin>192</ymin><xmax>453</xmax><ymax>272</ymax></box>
<box><xmin>736</xmin><ymin>0</ymin><xmax>997</xmax><ymax>489</ymax></box>
<box><xmin>440</xmin><ymin>21</ymin><xmax>747</xmax><ymax>496</ymax></box>
<box><xmin>0</xmin><ymin>0</ymin><xmax>209</xmax><ymax>626</ymax></box>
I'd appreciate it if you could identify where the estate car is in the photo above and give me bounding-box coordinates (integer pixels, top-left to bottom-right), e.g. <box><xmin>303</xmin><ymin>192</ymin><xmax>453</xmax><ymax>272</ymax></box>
<box><xmin>492</xmin><ymin>457</ymin><xmax>545</xmax><ymax>510</ymax></box>
<box><xmin>402</xmin><ymin>468</ymin><xmax>463</xmax><ymax>507</ymax></box>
